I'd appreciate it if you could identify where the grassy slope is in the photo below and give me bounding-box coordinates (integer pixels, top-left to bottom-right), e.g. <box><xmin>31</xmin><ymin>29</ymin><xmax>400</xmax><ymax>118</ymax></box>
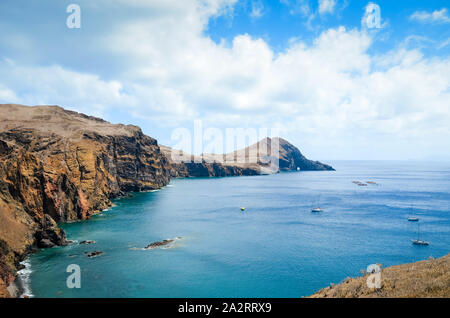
<box><xmin>310</xmin><ymin>254</ymin><xmax>450</xmax><ymax>298</ymax></box>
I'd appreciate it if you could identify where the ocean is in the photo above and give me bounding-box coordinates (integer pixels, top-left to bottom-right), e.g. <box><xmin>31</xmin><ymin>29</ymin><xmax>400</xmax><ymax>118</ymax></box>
<box><xmin>25</xmin><ymin>161</ymin><xmax>450</xmax><ymax>298</ymax></box>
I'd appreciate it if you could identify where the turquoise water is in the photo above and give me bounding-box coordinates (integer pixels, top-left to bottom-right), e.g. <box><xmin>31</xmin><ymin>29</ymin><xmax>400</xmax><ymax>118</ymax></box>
<box><xmin>27</xmin><ymin>161</ymin><xmax>450</xmax><ymax>298</ymax></box>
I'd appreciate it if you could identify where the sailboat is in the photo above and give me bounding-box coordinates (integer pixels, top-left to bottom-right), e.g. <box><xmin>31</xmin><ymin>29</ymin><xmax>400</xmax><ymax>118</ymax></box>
<box><xmin>408</xmin><ymin>205</ymin><xmax>419</xmax><ymax>221</ymax></box>
<box><xmin>311</xmin><ymin>196</ymin><xmax>323</xmax><ymax>213</ymax></box>
<box><xmin>412</xmin><ymin>222</ymin><xmax>429</xmax><ymax>246</ymax></box>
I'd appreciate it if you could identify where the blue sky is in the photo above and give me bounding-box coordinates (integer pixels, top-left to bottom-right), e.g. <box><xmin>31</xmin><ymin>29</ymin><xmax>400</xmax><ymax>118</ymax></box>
<box><xmin>0</xmin><ymin>0</ymin><xmax>449</xmax><ymax>160</ymax></box>
<box><xmin>208</xmin><ymin>0</ymin><xmax>450</xmax><ymax>56</ymax></box>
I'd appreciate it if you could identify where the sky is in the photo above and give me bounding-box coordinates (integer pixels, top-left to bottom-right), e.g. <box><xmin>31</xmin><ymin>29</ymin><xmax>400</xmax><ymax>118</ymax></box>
<box><xmin>0</xmin><ymin>0</ymin><xmax>449</xmax><ymax>160</ymax></box>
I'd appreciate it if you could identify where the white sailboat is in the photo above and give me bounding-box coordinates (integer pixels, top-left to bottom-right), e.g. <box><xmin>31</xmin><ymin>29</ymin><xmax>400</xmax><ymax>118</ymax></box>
<box><xmin>311</xmin><ymin>196</ymin><xmax>323</xmax><ymax>213</ymax></box>
<box><xmin>408</xmin><ymin>205</ymin><xmax>419</xmax><ymax>222</ymax></box>
<box><xmin>412</xmin><ymin>222</ymin><xmax>429</xmax><ymax>246</ymax></box>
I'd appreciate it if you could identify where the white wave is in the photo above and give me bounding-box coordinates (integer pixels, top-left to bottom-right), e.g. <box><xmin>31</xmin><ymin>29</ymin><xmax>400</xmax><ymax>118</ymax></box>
<box><xmin>17</xmin><ymin>259</ymin><xmax>34</xmax><ymax>298</ymax></box>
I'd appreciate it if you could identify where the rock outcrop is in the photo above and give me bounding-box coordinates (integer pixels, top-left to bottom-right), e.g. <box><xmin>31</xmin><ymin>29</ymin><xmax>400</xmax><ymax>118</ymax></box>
<box><xmin>0</xmin><ymin>104</ymin><xmax>171</xmax><ymax>296</ymax></box>
<box><xmin>161</xmin><ymin>137</ymin><xmax>334</xmax><ymax>178</ymax></box>
<box><xmin>276</xmin><ymin>137</ymin><xmax>334</xmax><ymax>171</ymax></box>
<box><xmin>309</xmin><ymin>254</ymin><xmax>450</xmax><ymax>298</ymax></box>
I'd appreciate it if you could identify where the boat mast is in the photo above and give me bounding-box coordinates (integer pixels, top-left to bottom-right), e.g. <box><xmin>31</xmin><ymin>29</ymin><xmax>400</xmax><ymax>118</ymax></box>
<box><xmin>417</xmin><ymin>223</ymin><xmax>420</xmax><ymax>241</ymax></box>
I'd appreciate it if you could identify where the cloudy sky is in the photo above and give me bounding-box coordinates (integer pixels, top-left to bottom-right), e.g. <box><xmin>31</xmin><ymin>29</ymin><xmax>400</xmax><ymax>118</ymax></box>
<box><xmin>0</xmin><ymin>0</ymin><xmax>449</xmax><ymax>160</ymax></box>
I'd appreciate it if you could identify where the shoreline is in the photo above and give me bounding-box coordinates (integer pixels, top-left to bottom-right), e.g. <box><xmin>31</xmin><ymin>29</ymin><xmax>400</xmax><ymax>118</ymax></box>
<box><xmin>8</xmin><ymin>177</ymin><xmax>449</xmax><ymax>299</ymax></box>
<box><xmin>7</xmin><ymin>259</ymin><xmax>33</xmax><ymax>298</ymax></box>
<box><xmin>17</xmin><ymin>185</ymin><xmax>449</xmax><ymax>298</ymax></box>
<box><xmin>6</xmin><ymin>199</ymin><xmax>134</xmax><ymax>298</ymax></box>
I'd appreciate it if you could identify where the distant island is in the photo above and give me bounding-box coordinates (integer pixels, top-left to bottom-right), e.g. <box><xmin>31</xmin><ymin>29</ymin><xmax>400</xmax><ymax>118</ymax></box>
<box><xmin>0</xmin><ymin>103</ymin><xmax>333</xmax><ymax>298</ymax></box>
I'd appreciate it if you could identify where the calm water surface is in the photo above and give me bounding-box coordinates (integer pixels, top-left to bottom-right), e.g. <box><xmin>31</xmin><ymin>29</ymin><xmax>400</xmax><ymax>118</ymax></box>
<box><xmin>27</xmin><ymin>161</ymin><xmax>450</xmax><ymax>297</ymax></box>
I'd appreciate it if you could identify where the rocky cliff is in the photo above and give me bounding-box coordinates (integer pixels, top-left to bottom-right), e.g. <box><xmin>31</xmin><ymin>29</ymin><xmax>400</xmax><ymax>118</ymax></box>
<box><xmin>0</xmin><ymin>104</ymin><xmax>171</xmax><ymax>297</ymax></box>
<box><xmin>161</xmin><ymin>137</ymin><xmax>334</xmax><ymax>178</ymax></box>
<box><xmin>309</xmin><ymin>254</ymin><xmax>450</xmax><ymax>298</ymax></box>
<box><xmin>0</xmin><ymin>104</ymin><xmax>333</xmax><ymax>297</ymax></box>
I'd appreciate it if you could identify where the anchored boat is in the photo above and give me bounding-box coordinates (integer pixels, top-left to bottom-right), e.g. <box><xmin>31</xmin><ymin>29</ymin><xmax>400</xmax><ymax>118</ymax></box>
<box><xmin>412</xmin><ymin>223</ymin><xmax>429</xmax><ymax>246</ymax></box>
<box><xmin>311</xmin><ymin>196</ymin><xmax>323</xmax><ymax>213</ymax></box>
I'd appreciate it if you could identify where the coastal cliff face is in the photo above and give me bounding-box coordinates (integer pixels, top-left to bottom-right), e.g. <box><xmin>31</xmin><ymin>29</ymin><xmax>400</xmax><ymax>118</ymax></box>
<box><xmin>0</xmin><ymin>104</ymin><xmax>333</xmax><ymax>297</ymax></box>
<box><xmin>166</xmin><ymin>162</ymin><xmax>261</xmax><ymax>178</ymax></box>
<box><xmin>0</xmin><ymin>104</ymin><xmax>171</xmax><ymax>296</ymax></box>
<box><xmin>276</xmin><ymin>138</ymin><xmax>334</xmax><ymax>171</ymax></box>
<box><xmin>160</xmin><ymin>145</ymin><xmax>262</xmax><ymax>178</ymax></box>
<box><xmin>309</xmin><ymin>254</ymin><xmax>450</xmax><ymax>298</ymax></box>
<box><xmin>161</xmin><ymin>137</ymin><xmax>334</xmax><ymax>178</ymax></box>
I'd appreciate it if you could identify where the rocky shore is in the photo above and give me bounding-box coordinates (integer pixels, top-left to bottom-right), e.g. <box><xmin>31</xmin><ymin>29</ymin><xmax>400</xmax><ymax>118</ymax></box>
<box><xmin>0</xmin><ymin>103</ymin><xmax>333</xmax><ymax>297</ymax></box>
<box><xmin>309</xmin><ymin>254</ymin><xmax>450</xmax><ymax>298</ymax></box>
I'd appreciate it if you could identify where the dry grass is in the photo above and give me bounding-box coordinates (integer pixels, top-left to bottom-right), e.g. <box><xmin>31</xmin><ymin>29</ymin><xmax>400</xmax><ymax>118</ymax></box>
<box><xmin>310</xmin><ymin>254</ymin><xmax>450</xmax><ymax>298</ymax></box>
<box><xmin>0</xmin><ymin>104</ymin><xmax>139</xmax><ymax>139</ymax></box>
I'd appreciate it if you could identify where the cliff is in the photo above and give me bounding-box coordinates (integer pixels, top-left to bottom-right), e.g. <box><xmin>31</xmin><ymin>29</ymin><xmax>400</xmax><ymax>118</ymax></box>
<box><xmin>0</xmin><ymin>104</ymin><xmax>171</xmax><ymax>297</ymax></box>
<box><xmin>309</xmin><ymin>254</ymin><xmax>450</xmax><ymax>298</ymax></box>
<box><xmin>0</xmin><ymin>103</ymin><xmax>333</xmax><ymax>297</ymax></box>
<box><xmin>161</xmin><ymin>137</ymin><xmax>334</xmax><ymax>178</ymax></box>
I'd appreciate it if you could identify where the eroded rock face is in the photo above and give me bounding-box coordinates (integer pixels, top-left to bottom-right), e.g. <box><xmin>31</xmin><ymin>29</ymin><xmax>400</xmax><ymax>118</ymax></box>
<box><xmin>167</xmin><ymin>161</ymin><xmax>261</xmax><ymax>178</ymax></box>
<box><xmin>0</xmin><ymin>104</ymin><xmax>171</xmax><ymax>296</ymax></box>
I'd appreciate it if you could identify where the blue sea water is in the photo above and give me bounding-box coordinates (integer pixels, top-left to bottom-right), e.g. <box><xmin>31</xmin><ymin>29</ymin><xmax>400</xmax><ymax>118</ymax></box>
<box><xmin>27</xmin><ymin>161</ymin><xmax>450</xmax><ymax>298</ymax></box>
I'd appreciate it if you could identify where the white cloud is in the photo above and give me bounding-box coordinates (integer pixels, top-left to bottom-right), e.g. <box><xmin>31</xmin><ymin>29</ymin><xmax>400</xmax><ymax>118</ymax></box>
<box><xmin>318</xmin><ymin>0</ymin><xmax>336</xmax><ymax>15</ymax></box>
<box><xmin>0</xmin><ymin>0</ymin><xmax>449</xmax><ymax>159</ymax></box>
<box><xmin>0</xmin><ymin>84</ymin><xmax>19</xmax><ymax>103</ymax></box>
<box><xmin>439</xmin><ymin>38</ymin><xmax>450</xmax><ymax>49</ymax></box>
<box><xmin>280</xmin><ymin>0</ymin><xmax>311</xmax><ymax>17</ymax></box>
<box><xmin>106</xmin><ymin>13</ymin><xmax>450</xmax><ymax>137</ymax></box>
<box><xmin>410</xmin><ymin>8</ymin><xmax>450</xmax><ymax>24</ymax></box>
<box><xmin>0</xmin><ymin>61</ymin><xmax>134</xmax><ymax>117</ymax></box>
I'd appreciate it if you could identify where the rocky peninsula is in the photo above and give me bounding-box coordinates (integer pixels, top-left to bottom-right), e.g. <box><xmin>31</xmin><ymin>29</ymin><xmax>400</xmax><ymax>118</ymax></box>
<box><xmin>161</xmin><ymin>136</ymin><xmax>334</xmax><ymax>178</ymax></box>
<box><xmin>0</xmin><ymin>103</ymin><xmax>333</xmax><ymax>297</ymax></box>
